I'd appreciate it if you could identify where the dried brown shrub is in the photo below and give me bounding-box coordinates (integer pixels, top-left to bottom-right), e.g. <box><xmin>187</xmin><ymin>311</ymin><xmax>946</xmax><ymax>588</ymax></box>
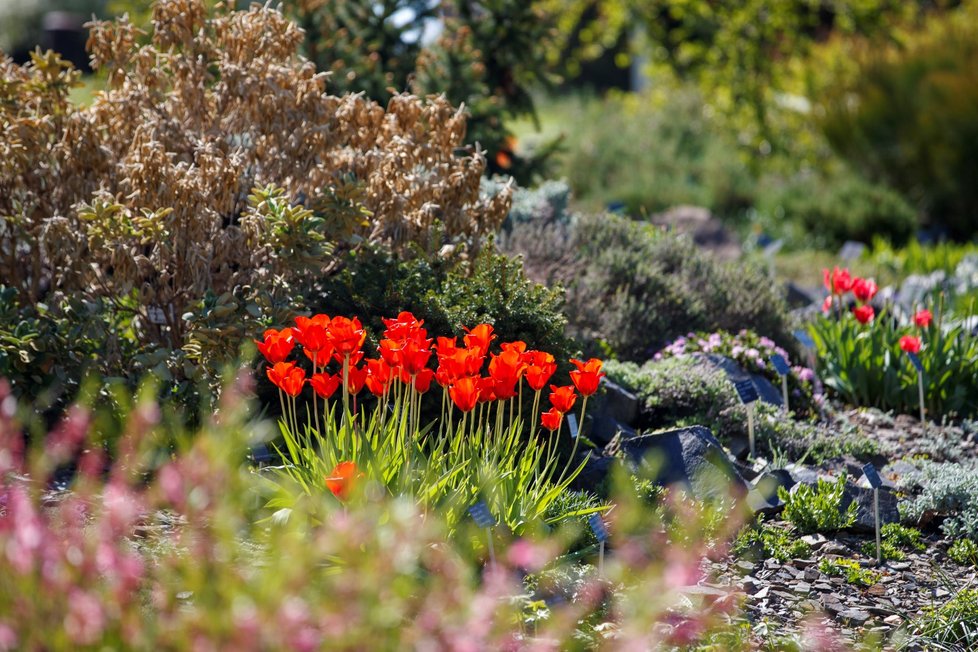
<box><xmin>0</xmin><ymin>0</ymin><xmax>510</xmax><ymax>353</ymax></box>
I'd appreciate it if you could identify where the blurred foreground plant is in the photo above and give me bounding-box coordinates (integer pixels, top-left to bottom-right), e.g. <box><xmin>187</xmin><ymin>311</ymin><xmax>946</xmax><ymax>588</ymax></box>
<box><xmin>0</xmin><ymin>373</ymin><xmax>793</xmax><ymax>650</ymax></box>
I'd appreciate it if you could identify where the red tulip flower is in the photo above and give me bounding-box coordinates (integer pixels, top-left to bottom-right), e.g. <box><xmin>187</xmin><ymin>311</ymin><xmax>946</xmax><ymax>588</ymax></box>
<box><xmin>449</xmin><ymin>376</ymin><xmax>481</xmax><ymax>412</ymax></box>
<box><xmin>382</xmin><ymin>311</ymin><xmax>424</xmax><ymax>342</ymax></box>
<box><xmin>364</xmin><ymin>359</ymin><xmax>393</xmax><ymax>397</ymax></box>
<box><xmin>823</xmin><ymin>267</ymin><xmax>853</xmax><ymax>295</ymax></box>
<box><xmin>914</xmin><ymin>309</ymin><xmax>933</xmax><ymax>328</ymax></box>
<box><xmin>255</xmin><ymin>328</ymin><xmax>294</xmax><ymax>364</ymax></box>
<box><xmin>500</xmin><ymin>340</ymin><xmax>527</xmax><ymax>354</ymax></box>
<box><xmin>295</xmin><ymin>314</ymin><xmax>333</xmax><ymax>367</ymax></box>
<box><xmin>524</xmin><ymin>351</ymin><xmax>557</xmax><ymax>391</ymax></box>
<box><xmin>549</xmin><ymin>385</ymin><xmax>577</xmax><ymax>414</ymax></box>
<box><xmin>309</xmin><ymin>372</ymin><xmax>341</xmax><ymax>399</ymax></box>
<box><xmin>413</xmin><ymin>368</ymin><xmax>435</xmax><ymax>394</ymax></box>
<box><xmin>569</xmin><ymin>358</ymin><xmax>605</xmax><ymax>396</ymax></box>
<box><xmin>477</xmin><ymin>376</ymin><xmax>497</xmax><ymax>403</ymax></box>
<box><xmin>325</xmin><ymin>461</ymin><xmax>361</xmax><ymax>500</ymax></box>
<box><xmin>463</xmin><ymin>323</ymin><xmax>496</xmax><ymax>357</ymax></box>
<box><xmin>899</xmin><ymin>335</ymin><xmax>922</xmax><ymax>354</ymax></box>
<box><xmin>540</xmin><ymin>408</ymin><xmax>562</xmax><ymax>432</ymax></box>
<box><xmin>399</xmin><ymin>338</ymin><xmax>433</xmax><ymax>376</ymax></box>
<box><xmin>346</xmin><ymin>365</ymin><xmax>367</xmax><ymax>395</ymax></box>
<box><xmin>853</xmin><ymin>305</ymin><xmax>875</xmax><ymax>325</ymax></box>
<box><xmin>327</xmin><ymin>316</ymin><xmax>366</xmax><ymax>357</ymax></box>
<box><xmin>851</xmin><ymin>278</ymin><xmax>878</xmax><ymax>303</ymax></box>
<box><xmin>267</xmin><ymin>361</ymin><xmax>306</xmax><ymax>397</ymax></box>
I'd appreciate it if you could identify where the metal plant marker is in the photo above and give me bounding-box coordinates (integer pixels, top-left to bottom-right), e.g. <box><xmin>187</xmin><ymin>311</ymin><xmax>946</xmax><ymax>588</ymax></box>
<box><xmin>588</xmin><ymin>513</ymin><xmax>609</xmax><ymax>576</ymax></box>
<box><xmin>863</xmin><ymin>463</ymin><xmax>884</xmax><ymax>566</ymax></box>
<box><xmin>468</xmin><ymin>501</ymin><xmax>497</xmax><ymax>565</ymax></box>
<box><xmin>733</xmin><ymin>379</ymin><xmax>759</xmax><ymax>458</ymax></box>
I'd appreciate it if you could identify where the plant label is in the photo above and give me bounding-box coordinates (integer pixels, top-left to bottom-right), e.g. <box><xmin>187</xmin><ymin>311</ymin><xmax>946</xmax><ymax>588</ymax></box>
<box><xmin>907</xmin><ymin>352</ymin><xmax>923</xmax><ymax>372</ymax></box>
<box><xmin>468</xmin><ymin>501</ymin><xmax>496</xmax><ymax>529</ymax></box>
<box><xmin>793</xmin><ymin>330</ymin><xmax>815</xmax><ymax>349</ymax></box>
<box><xmin>588</xmin><ymin>513</ymin><xmax>609</xmax><ymax>543</ymax></box>
<box><xmin>567</xmin><ymin>413</ymin><xmax>579</xmax><ymax>439</ymax></box>
<box><xmin>733</xmin><ymin>379</ymin><xmax>759</xmax><ymax>404</ymax></box>
<box><xmin>770</xmin><ymin>354</ymin><xmax>791</xmax><ymax>376</ymax></box>
<box><xmin>862</xmin><ymin>463</ymin><xmax>883</xmax><ymax>490</ymax></box>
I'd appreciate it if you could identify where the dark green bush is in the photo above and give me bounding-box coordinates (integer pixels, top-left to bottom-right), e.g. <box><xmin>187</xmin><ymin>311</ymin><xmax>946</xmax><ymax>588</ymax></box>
<box><xmin>307</xmin><ymin>242</ymin><xmax>576</xmax><ymax>362</ymax></box>
<box><xmin>760</xmin><ymin>174</ymin><xmax>918</xmax><ymax>249</ymax></box>
<box><xmin>818</xmin><ymin>3</ymin><xmax>978</xmax><ymax>240</ymax></box>
<box><xmin>557</xmin><ymin>214</ymin><xmax>794</xmax><ymax>361</ymax></box>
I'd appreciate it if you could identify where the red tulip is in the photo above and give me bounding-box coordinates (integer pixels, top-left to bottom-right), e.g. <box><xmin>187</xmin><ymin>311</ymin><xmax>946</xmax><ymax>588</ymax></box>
<box><xmin>309</xmin><ymin>372</ymin><xmax>341</xmax><ymax>399</ymax></box>
<box><xmin>851</xmin><ymin>278</ymin><xmax>878</xmax><ymax>303</ymax></box>
<box><xmin>899</xmin><ymin>335</ymin><xmax>922</xmax><ymax>354</ymax></box>
<box><xmin>346</xmin><ymin>365</ymin><xmax>367</xmax><ymax>395</ymax></box>
<box><xmin>540</xmin><ymin>408</ymin><xmax>562</xmax><ymax>432</ymax></box>
<box><xmin>325</xmin><ymin>461</ymin><xmax>361</xmax><ymax>500</ymax></box>
<box><xmin>477</xmin><ymin>376</ymin><xmax>497</xmax><ymax>403</ymax></box>
<box><xmin>463</xmin><ymin>323</ymin><xmax>496</xmax><ymax>357</ymax></box>
<box><xmin>853</xmin><ymin>305</ymin><xmax>875</xmax><ymax>324</ymax></box>
<box><xmin>434</xmin><ymin>336</ymin><xmax>459</xmax><ymax>356</ymax></box>
<box><xmin>823</xmin><ymin>267</ymin><xmax>853</xmax><ymax>295</ymax></box>
<box><xmin>364</xmin><ymin>359</ymin><xmax>393</xmax><ymax>397</ymax></box>
<box><xmin>500</xmin><ymin>341</ymin><xmax>527</xmax><ymax>354</ymax></box>
<box><xmin>267</xmin><ymin>361</ymin><xmax>305</xmax><ymax>397</ymax></box>
<box><xmin>382</xmin><ymin>311</ymin><xmax>424</xmax><ymax>342</ymax></box>
<box><xmin>914</xmin><ymin>309</ymin><xmax>933</xmax><ymax>328</ymax></box>
<box><xmin>399</xmin><ymin>338</ymin><xmax>433</xmax><ymax>376</ymax></box>
<box><xmin>413</xmin><ymin>368</ymin><xmax>435</xmax><ymax>394</ymax></box>
<box><xmin>449</xmin><ymin>376</ymin><xmax>480</xmax><ymax>412</ymax></box>
<box><xmin>524</xmin><ymin>351</ymin><xmax>557</xmax><ymax>391</ymax></box>
<box><xmin>569</xmin><ymin>358</ymin><xmax>605</xmax><ymax>396</ymax></box>
<box><xmin>293</xmin><ymin>315</ymin><xmax>331</xmax><ymax>353</ymax></box>
<box><xmin>549</xmin><ymin>385</ymin><xmax>577</xmax><ymax>414</ymax></box>
<box><xmin>327</xmin><ymin>316</ymin><xmax>366</xmax><ymax>357</ymax></box>
<box><xmin>255</xmin><ymin>328</ymin><xmax>294</xmax><ymax>364</ymax></box>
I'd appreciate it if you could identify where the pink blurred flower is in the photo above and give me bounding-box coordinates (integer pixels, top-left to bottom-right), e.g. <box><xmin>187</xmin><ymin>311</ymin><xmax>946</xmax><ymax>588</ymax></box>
<box><xmin>64</xmin><ymin>590</ymin><xmax>105</xmax><ymax>645</ymax></box>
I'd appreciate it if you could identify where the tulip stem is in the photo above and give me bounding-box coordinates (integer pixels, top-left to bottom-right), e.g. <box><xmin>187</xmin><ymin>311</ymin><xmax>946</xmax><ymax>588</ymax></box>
<box><xmin>558</xmin><ymin>396</ymin><xmax>587</xmax><ymax>487</ymax></box>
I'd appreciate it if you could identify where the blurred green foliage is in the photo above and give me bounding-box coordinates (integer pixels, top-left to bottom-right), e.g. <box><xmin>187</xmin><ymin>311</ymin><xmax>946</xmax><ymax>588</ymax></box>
<box><xmin>819</xmin><ymin>1</ymin><xmax>978</xmax><ymax>240</ymax></box>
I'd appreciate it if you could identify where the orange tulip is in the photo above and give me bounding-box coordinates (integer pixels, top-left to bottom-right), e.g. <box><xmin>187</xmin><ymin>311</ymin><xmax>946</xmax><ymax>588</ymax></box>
<box><xmin>255</xmin><ymin>328</ymin><xmax>294</xmax><ymax>364</ymax></box>
<box><xmin>463</xmin><ymin>323</ymin><xmax>495</xmax><ymax>357</ymax></box>
<box><xmin>325</xmin><ymin>461</ymin><xmax>361</xmax><ymax>500</ymax></box>
<box><xmin>382</xmin><ymin>311</ymin><xmax>424</xmax><ymax>340</ymax></box>
<box><xmin>364</xmin><ymin>359</ymin><xmax>393</xmax><ymax>397</ymax></box>
<box><xmin>294</xmin><ymin>315</ymin><xmax>330</xmax><ymax>353</ymax></box>
<box><xmin>267</xmin><ymin>361</ymin><xmax>305</xmax><ymax>397</ymax></box>
<box><xmin>449</xmin><ymin>376</ymin><xmax>480</xmax><ymax>412</ymax></box>
<box><xmin>346</xmin><ymin>365</ymin><xmax>367</xmax><ymax>395</ymax></box>
<box><xmin>569</xmin><ymin>358</ymin><xmax>604</xmax><ymax>396</ymax></box>
<box><xmin>524</xmin><ymin>351</ymin><xmax>556</xmax><ymax>391</ymax></box>
<box><xmin>309</xmin><ymin>372</ymin><xmax>341</xmax><ymax>399</ymax></box>
<box><xmin>414</xmin><ymin>368</ymin><xmax>435</xmax><ymax>394</ymax></box>
<box><xmin>549</xmin><ymin>384</ymin><xmax>577</xmax><ymax>414</ymax></box>
<box><xmin>327</xmin><ymin>316</ymin><xmax>366</xmax><ymax>357</ymax></box>
<box><xmin>540</xmin><ymin>408</ymin><xmax>562</xmax><ymax>431</ymax></box>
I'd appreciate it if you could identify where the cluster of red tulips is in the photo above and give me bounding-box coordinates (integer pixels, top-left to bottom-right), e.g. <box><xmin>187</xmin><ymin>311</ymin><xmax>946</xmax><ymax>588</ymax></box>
<box><xmin>823</xmin><ymin>266</ymin><xmax>932</xmax><ymax>354</ymax></box>
<box><xmin>254</xmin><ymin>311</ymin><xmax>605</xmax><ymax>434</ymax></box>
<box><xmin>822</xmin><ymin>266</ymin><xmax>879</xmax><ymax>324</ymax></box>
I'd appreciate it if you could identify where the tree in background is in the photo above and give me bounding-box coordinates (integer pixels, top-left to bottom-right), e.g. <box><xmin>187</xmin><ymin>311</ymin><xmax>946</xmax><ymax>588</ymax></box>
<box><xmin>540</xmin><ymin>0</ymin><xmax>923</xmax><ymax>161</ymax></box>
<box><xmin>283</xmin><ymin>0</ymin><xmax>559</xmax><ymax>182</ymax></box>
